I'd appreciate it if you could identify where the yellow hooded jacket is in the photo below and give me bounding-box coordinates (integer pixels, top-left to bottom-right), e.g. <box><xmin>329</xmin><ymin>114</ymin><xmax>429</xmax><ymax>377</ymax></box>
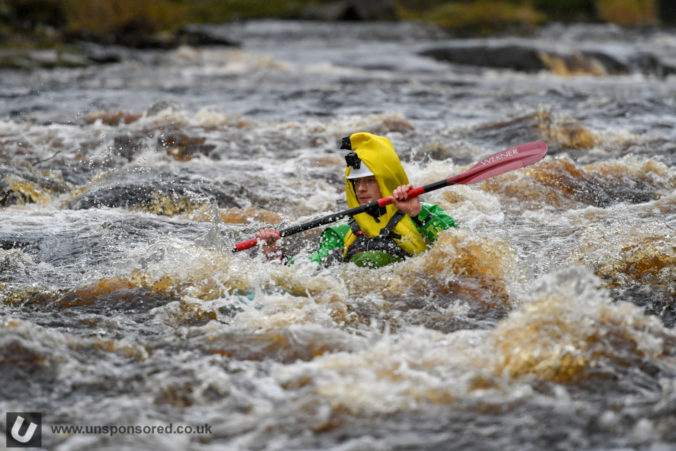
<box><xmin>343</xmin><ymin>132</ymin><xmax>428</xmax><ymax>258</ymax></box>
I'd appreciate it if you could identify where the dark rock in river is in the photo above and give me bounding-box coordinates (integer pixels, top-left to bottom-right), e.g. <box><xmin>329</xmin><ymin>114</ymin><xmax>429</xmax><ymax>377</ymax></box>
<box><xmin>0</xmin><ymin>164</ymin><xmax>70</xmax><ymax>206</ymax></box>
<box><xmin>67</xmin><ymin>171</ymin><xmax>244</xmax><ymax>215</ymax></box>
<box><xmin>421</xmin><ymin>43</ymin><xmax>547</xmax><ymax>73</ymax></box>
<box><xmin>175</xmin><ymin>25</ymin><xmax>240</xmax><ymax>47</ymax></box>
<box><xmin>65</xmin><ymin>23</ymin><xmax>240</xmax><ymax>51</ymax></box>
<box><xmin>0</xmin><ymin>48</ymin><xmax>90</xmax><ymax>70</ymax></box>
<box><xmin>157</xmin><ymin>129</ymin><xmax>218</xmax><ymax>161</ymax></box>
<box><xmin>419</xmin><ymin>41</ymin><xmax>676</xmax><ymax>77</ymax></box>
<box><xmin>76</xmin><ymin>42</ymin><xmax>125</xmax><ymax>64</ymax></box>
<box><xmin>0</xmin><ymin>26</ymin><xmax>240</xmax><ymax>70</ymax></box>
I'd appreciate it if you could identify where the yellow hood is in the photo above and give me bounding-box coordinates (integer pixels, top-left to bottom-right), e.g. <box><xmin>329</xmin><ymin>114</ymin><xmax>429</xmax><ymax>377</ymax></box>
<box><xmin>343</xmin><ymin>132</ymin><xmax>428</xmax><ymax>256</ymax></box>
<box><xmin>345</xmin><ymin>133</ymin><xmax>408</xmax><ymax>206</ymax></box>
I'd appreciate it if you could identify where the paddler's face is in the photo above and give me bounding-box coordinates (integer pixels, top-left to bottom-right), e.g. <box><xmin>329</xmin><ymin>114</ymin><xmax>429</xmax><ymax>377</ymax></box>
<box><xmin>353</xmin><ymin>176</ymin><xmax>381</xmax><ymax>204</ymax></box>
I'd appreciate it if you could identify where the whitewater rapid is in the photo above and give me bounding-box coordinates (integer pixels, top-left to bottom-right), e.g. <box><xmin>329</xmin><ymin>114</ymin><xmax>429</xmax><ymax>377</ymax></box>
<box><xmin>1</xmin><ymin>21</ymin><xmax>674</xmax><ymax>450</ymax></box>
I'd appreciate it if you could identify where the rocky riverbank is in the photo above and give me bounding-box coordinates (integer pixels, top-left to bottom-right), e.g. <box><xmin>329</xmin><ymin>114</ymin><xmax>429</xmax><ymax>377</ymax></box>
<box><xmin>0</xmin><ymin>25</ymin><xmax>239</xmax><ymax>69</ymax></box>
<box><xmin>2</xmin><ymin>0</ymin><xmax>675</xmax><ymax>70</ymax></box>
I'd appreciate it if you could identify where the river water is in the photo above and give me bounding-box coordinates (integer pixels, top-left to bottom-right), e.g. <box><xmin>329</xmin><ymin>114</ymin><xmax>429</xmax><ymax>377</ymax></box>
<box><xmin>1</xmin><ymin>21</ymin><xmax>675</xmax><ymax>450</ymax></box>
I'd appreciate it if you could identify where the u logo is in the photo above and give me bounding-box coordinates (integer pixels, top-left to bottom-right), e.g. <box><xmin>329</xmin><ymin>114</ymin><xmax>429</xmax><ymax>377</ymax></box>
<box><xmin>11</xmin><ymin>416</ymin><xmax>37</xmax><ymax>443</ymax></box>
<box><xmin>6</xmin><ymin>412</ymin><xmax>42</xmax><ymax>448</ymax></box>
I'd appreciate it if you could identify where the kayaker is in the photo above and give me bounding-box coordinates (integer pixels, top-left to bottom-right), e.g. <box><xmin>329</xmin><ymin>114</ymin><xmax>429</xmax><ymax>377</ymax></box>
<box><xmin>256</xmin><ymin>132</ymin><xmax>457</xmax><ymax>267</ymax></box>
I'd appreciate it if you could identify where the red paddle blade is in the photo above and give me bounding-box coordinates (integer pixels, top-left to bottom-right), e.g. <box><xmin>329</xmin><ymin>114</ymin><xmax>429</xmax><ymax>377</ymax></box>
<box><xmin>449</xmin><ymin>141</ymin><xmax>548</xmax><ymax>185</ymax></box>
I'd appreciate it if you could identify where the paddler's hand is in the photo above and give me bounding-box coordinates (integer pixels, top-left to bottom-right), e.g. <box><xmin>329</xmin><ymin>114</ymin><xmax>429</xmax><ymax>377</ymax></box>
<box><xmin>255</xmin><ymin>228</ymin><xmax>281</xmax><ymax>257</ymax></box>
<box><xmin>392</xmin><ymin>184</ymin><xmax>422</xmax><ymax>218</ymax></box>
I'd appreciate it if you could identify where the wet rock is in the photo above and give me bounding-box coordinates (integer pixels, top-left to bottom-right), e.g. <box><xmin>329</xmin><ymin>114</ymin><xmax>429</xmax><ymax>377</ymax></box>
<box><xmin>175</xmin><ymin>25</ymin><xmax>240</xmax><ymax>47</ymax></box>
<box><xmin>0</xmin><ymin>164</ymin><xmax>70</xmax><ymax>206</ymax></box>
<box><xmin>0</xmin><ymin>40</ymin><xmax>132</xmax><ymax>70</ymax></box>
<box><xmin>0</xmin><ymin>48</ymin><xmax>90</xmax><ymax>70</ymax></box>
<box><xmin>534</xmin><ymin>111</ymin><xmax>598</xmax><ymax>152</ymax></box>
<box><xmin>57</xmin><ymin>284</ymin><xmax>175</xmax><ymax>313</ymax></box>
<box><xmin>65</xmin><ymin>22</ymin><xmax>240</xmax><ymax>51</ymax></box>
<box><xmin>581</xmin><ymin>50</ymin><xmax>629</xmax><ymax>74</ymax></box>
<box><xmin>67</xmin><ymin>171</ymin><xmax>244</xmax><ymax>215</ymax></box>
<box><xmin>0</xmin><ymin>239</ymin><xmax>31</xmax><ymax>250</ymax></box>
<box><xmin>462</xmin><ymin>110</ymin><xmax>599</xmax><ymax>156</ymax></box>
<box><xmin>529</xmin><ymin>159</ymin><xmax>660</xmax><ymax>208</ymax></box>
<box><xmin>157</xmin><ymin>130</ymin><xmax>217</xmax><ymax>161</ymax></box>
<box><xmin>420</xmin><ymin>43</ymin><xmax>621</xmax><ymax>75</ymax></box>
<box><xmin>470</xmin><ymin>112</ymin><xmax>547</xmax><ymax>148</ymax></box>
<box><xmin>420</xmin><ymin>42</ymin><xmax>676</xmax><ymax>77</ymax></box>
<box><xmin>0</xmin><ymin>27</ymin><xmax>241</xmax><ymax>70</ymax></box>
<box><xmin>599</xmin><ymin>237</ymin><xmax>676</xmax><ymax>328</ymax></box>
<box><xmin>421</xmin><ymin>43</ymin><xmax>547</xmax><ymax>73</ymax></box>
<box><xmin>75</xmin><ymin>42</ymin><xmax>124</xmax><ymax>64</ymax></box>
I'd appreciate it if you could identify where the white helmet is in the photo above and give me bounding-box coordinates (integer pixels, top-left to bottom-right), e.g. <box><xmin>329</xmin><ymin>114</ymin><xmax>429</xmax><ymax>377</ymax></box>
<box><xmin>347</xmin><ymin>163</ymin><xmax>375</xmax><ymax>179</ymax></box>
<box><xmin>345</xmin><ymin>151</ymin><xmax>374</xmax><ymax>179</ymax></box>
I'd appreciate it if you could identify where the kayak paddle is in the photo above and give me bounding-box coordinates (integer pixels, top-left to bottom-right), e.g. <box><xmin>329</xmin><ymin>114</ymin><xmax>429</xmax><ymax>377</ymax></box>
<box><xmin>233</xmin><ymin>140</ymin><xmax>547</xmax><ymax>252</ymax></box>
